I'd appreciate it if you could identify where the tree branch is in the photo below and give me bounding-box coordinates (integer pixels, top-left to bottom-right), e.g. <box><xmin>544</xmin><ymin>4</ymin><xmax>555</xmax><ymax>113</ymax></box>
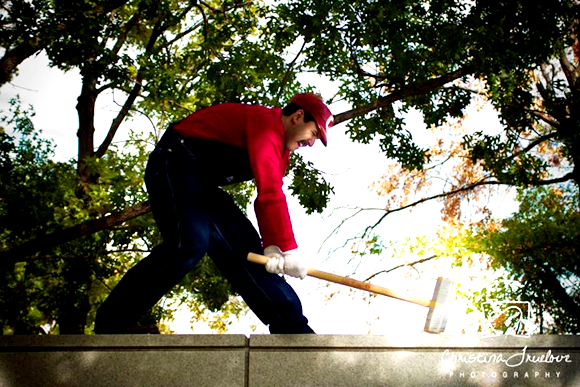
<box><xmin>319</xmin><ymin>207</ymin><xmax>366</xmax><ymax>251</ymax></box>
<box><xmin>165</xmin><ymin>22</ymin><xmax>202</xmax><ymax>47</ymax></box>
<box><xmin>507</xmin><ymin>132</ymin><xmax>559</xmax><ymax>162</ymax></box>
<box><xmin>276</xmin><ymin>39</ymin><xmax>308</xmax><ymax>103</ymax></box>
<box><xmin>368</xmin><ymin>173</ymin><xmax>574</xmax><ymax>231</ymax></box>
<box><xmin>0</xmin><ymin>36</ymin><xmax>43</xmax><ymax>85</ymax></box>
<box><xmin>326</xmin><ymin>171</ymin><xmax>575</xmax><ymax>247</ymax></box>
<box><xmin>199</xmin><ymin>0</ymin><xmax>253</xmax><ymax>14</ymax></box>
<box><xmin>0</xmin><ymin>201</ymin><xmax>151</xmax><ymax>265</ymax></box>
<box><xmin>195</xmin><ymin>3</ymin><xmax>209</xmax><ymax>41</ymax></box>
<box><xmin>110</xmin><ymin>11</ymin><xmax>141</xmax><ymax>57</ymax></box>
<box><xmin>95</xmin><ymin>18</ymin><xmax>166</xmax><ymax>158</ymax></box>
<box><xmin>158</xmin><ymin>2</ymin><xmax>199</xmax><ymax>48</ymax></box>
<box><xmin>528</xmin><ymin>109</ymin><xmax>561</xmax><ymax>128</ymax></box>
<box><xmin>333</xmin><ymin>66</ymin><xmax>473</xmax><ymax>126</ymax></box>
<box><xmin>0</xmin><ymin>0</ymin><xmax>131</xmax><ymax>86</ymax></box>
<box><xmin>364</xmin><ymin>255</ymin><xmax>437</xmax><ymax>282</ymax></box>
<box><xmin>560</xmin><ymin>48</ymin><xmax>578</xmax><ymax>90</ymax></box>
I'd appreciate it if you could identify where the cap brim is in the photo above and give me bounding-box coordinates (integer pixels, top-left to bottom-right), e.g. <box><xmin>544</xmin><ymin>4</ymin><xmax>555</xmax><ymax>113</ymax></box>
<box><xmin>316</xmin><ymin>120</ymin><xmax>327</xmax><ymax>146</ymax></box>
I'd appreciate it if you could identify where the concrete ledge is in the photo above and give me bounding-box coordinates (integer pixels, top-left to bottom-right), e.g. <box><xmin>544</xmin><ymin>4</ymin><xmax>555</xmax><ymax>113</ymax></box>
<box><xmin>0</xmin><ymin>334</ymin><xmax>248</xmax><ymax>349</ymax></box>
<box><xmin>0</xmin><ymin>334</ymin><xmax>578</xmax><ymax>387</ymax></box>
<box><xmin>0</xmin><ymin>335</ymin><xmax>248</xmax><ymax>387</ymax></box>
<box><xmin>250</xmin><ymin>333</ymin><xmax>580</xmax><ymax>348</ymax></box>
<box><xmin>249</xmin><ymin>335</ymin><xmax>580</xmax><ymax>387</ymax></box>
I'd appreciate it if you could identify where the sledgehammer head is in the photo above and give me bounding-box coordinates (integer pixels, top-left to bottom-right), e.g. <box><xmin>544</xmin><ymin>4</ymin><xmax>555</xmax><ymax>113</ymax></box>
<box><xmin>424</xmin><ymin>277</ymin><xmax>455</xmax><ymax>334</ymax></box>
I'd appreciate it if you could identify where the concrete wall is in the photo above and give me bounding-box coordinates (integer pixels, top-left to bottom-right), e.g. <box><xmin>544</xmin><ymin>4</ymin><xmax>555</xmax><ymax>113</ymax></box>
<box><xmin>0</xmin><ymin>334</ymin><xmax>578</xmax><ymax>387</ymax></box>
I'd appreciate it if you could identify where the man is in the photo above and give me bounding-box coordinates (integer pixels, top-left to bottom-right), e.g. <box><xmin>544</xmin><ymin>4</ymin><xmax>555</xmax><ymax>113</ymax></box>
<box><xmin>95</xmin><ymin>93</ymin><xmax>333</xmax><ymax>334</ymax></box>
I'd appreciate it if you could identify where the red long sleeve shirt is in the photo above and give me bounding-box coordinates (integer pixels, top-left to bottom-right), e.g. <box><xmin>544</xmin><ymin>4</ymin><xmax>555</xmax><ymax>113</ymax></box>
<box><xmin>172</xmin><ymin>103</ymin><xmax>297</xmax><ymax>251</ymax></box>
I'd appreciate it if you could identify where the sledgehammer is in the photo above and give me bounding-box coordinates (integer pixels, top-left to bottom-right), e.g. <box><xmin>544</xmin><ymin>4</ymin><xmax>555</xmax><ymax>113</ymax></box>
<box><xmin>247</xmin><ymin>252</ymin><xmax>455</xmax><ymax>334</ymax></box>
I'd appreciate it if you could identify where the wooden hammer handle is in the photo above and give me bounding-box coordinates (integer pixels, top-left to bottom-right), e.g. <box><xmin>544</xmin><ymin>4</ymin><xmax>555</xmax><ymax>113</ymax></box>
<box><xmin>247</xmin><ymin>252</ymin><xmax>432</xmax><ymax>308</ymax></box>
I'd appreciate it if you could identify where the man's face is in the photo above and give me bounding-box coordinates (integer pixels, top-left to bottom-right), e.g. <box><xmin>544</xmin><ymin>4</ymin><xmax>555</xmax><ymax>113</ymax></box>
<box><xmin>284</xmin><ymin>110</ymin><xmax>319</xmax><ymax>152</ymax></box>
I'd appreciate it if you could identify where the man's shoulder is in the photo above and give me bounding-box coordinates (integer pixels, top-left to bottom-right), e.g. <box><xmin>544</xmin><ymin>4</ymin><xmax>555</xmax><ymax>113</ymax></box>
<box><xmin>245</xmin><ymin>105</ymin><xmax>284</xmax><ymax>150</ymax></box>
<box><xmin>246</xmin><ymin>104</ymin><xmax>281</xmax><ymax>126</ymax></box>
<box><xmin>245</xmin><ymin>103</ymin><xmax>278</xmax><ymax>115</ymax></box>
<box><xmin>202</xmin><ymin>102</ymin><xmax>278</xmax><ymax>120</ymax></box>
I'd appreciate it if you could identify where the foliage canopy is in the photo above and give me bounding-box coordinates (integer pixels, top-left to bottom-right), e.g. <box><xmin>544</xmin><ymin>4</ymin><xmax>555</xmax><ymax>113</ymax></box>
<box><xmin>1</xmin><ymin>0</ymin><xmax>579</xmax><ymax>334</ymax></box>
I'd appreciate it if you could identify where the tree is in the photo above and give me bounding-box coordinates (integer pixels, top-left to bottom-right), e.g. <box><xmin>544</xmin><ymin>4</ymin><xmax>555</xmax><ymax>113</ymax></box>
<box><xmin>267</xmin><ymin>0</ymin><xmax>579</xmax><ymax>333</ymax></box>
<box><xmin>273</xmin><ymin>0</ymin><xmax>576</xmax><ymax>185</ymax></box>
<box><xmin>0</xmin><ymin>0</ymin><xmax>335</xmax><ymax>260</ymax></box>
<box><xmin>0</xmin><ymin>97</ymin><xmax>253</xmax><ymax>333</ymax></box>
<box><xmin>7</xmin><ymin>0</ymin><xmax>576</xmax><ymax>260</ymax></box>
<box><xmin>0</xmin><ymin>0</ymin><xmax>131</xmax><ymax>85</ymax></box>
<box><xmin>309</xmin><ymin>0</ymin><xmax>577</xmax><ymax>251</ymax></box>
<box><xmin>0</xmin><ymin>0</ymin><xmax>287</xmax><ymax>333</ymax></box>
<box><xmin>2</xmin><ymin>0</ymin><xmax>579</xmax><ymax>334</ymax></box>
<box><xmin>463</xmin><ymin>186</ymin><xmax>580</xmax><ymax>333</ymax></box>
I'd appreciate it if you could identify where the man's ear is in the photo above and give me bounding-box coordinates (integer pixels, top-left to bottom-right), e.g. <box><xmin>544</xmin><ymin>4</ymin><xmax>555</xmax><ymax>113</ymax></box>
<box><xmin>292</xmin><ymin>109</ymin><xmax>304</xmax><ymax>124</ymax></box>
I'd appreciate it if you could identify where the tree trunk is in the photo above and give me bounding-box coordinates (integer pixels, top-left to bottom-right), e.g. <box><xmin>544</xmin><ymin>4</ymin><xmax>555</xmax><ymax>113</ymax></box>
<box><xmin>76</xmin><ymin>75</ymin><xmax>97</xmax><ymax>192</ymax></box>
<box><xmin>57</xmin><ymin>259</ymin><xmax>92</xmax><ymax>334</ymax></box>
<box><xmin>540</xmin><ymin>268</ymin><xmax>580</xmax><ymax>331</ymax></box>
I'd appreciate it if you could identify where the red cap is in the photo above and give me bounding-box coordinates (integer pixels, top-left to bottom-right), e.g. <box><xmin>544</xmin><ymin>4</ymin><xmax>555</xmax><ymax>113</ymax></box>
<box><xmin>291</xmin><ymin>93</ymin><xmax>333</xmax><ymax>146</ymax></box>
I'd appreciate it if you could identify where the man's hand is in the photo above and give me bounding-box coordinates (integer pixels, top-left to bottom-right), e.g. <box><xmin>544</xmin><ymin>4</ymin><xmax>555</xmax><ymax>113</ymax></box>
<box><xmin>264</xmin><ymin>245</ymin><xmax>307</xmax><ymax>279</ymax></box>
<box><xmin>264</xmin><ymin>245</ymin><xmax>285</xmax><ymax>274</ymax></box>
<box><xmin>281</xmin><ymin>249</ymin><xmax>307</xmax><ymax>279</ymax></box>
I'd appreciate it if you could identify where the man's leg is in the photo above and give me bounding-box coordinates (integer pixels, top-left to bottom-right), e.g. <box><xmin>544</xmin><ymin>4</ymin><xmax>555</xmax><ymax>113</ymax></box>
<box><xmin>206</xmin><ymin>189</ymin><xmax>314</xmax><ymax>334</ymax></box>
<box><xmin>95</xmin><ymin>140</ymin><xmax>210</xmax><ymax>333</ymax></box>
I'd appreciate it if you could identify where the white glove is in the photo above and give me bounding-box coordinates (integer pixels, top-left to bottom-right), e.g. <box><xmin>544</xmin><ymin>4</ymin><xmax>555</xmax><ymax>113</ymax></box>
<box><xmin>281</xmin><ymin>249</ymin><xmax>307</xmax><ymax>279</ymax></box>
<box><xmin>264</xmin><ymin>245</ymin><xmax>285</xmax><ymax>274</ymax></box>
<box><xmin>263</xmin><ymin>245</ymin><xmax>307</xmax><ymax>280</ymax></box>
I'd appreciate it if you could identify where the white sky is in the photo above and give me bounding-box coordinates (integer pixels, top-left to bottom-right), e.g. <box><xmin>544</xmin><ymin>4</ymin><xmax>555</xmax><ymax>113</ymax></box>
<box><xmin>0</xmin><ymin>53</ymin><xmax>519</xmax><ymax>336</ymax></box>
